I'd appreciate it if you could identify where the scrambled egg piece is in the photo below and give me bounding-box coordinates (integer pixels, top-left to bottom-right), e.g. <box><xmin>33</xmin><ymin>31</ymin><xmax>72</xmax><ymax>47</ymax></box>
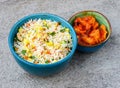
<box><xmin>18</xmin><ymin>27</ymin><xmax>23</xmax><ymax>33</ymax></box>
<box><xmin>46</xmin><ymin>41</ymin><xmax>54</xmax><ymax>46</ymax></box>
<box><xmin>27</xmin><ymin>58</ymin><xmax>34</xmax><ymax>63</ymax></box>
<box><xmin>34</xmin><ymin>23</ymin><xmax>43</xmax><ymax>31</ymax></box>
<box><xmin>23</xmin><ymin>39</ymin><xmax>29</xmax><ymax>45</ymax></box>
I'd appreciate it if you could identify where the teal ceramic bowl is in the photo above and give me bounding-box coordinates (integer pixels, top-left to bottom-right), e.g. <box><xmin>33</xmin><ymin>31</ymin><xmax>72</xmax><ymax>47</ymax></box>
<box><xmin>68</xmin><ymin>10</ymin><xmax>112</xmax><ymax>53</ymax></box>
<box><xmin>8</xmin><ymin>13</ymin><xmax>77</xmax><ymax>76</ymax></box>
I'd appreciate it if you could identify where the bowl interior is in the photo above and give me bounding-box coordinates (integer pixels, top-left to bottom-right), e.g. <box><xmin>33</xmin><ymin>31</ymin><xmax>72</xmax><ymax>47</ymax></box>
<box><xmin>69</xmin><ymin>11</ymin><xmax>111</xmax><ymax>47</ymax></box>
<box><xmin>8</xmin><ymin>13</ymin><xmax>77</xmax><ymax>66</ymax></box>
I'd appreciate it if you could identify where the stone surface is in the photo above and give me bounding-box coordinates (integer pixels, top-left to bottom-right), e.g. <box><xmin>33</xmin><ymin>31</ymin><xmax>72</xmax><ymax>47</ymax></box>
<box><xmin>0</xmin><ymin>0</ymin><xmax>120</xmax><ymax>88</ymax></box>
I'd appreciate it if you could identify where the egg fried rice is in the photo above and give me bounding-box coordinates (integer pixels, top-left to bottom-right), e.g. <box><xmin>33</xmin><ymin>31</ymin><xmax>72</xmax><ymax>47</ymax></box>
<box><xmin>14</xmin><ymin>19</ymin><xmax>72</xmax><ymax>64</ymax></box>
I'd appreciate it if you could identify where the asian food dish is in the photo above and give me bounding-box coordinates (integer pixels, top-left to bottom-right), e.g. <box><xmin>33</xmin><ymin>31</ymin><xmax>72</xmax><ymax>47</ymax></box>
<box><xmin>14</xmin><ymin>19</ymin><xmax>72</xmax><ymax>64</ymax></box>
<box><xmin>73</xmin><ymin>16</ymin><xmax>107</xmax><ymax>46</ymax></box>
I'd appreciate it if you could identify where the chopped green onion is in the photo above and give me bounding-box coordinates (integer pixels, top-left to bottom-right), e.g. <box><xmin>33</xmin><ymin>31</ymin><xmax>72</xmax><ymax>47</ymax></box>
<box><xmin>14</xmin><ymin>37</ymin><xmax>17</xmax><ymax>42</ymax></box>
<box><xmin>66</xmin><ymin>52</ymin><xmax>69</xmax><ymax>55</ymax></box>
<box><xmin>58</xmin><ymin>22</ymin><xmax>61</xmax><ymax>25</ymax></box>
<box><xmin>67</xmin><ymin>40</ymin><xmax>70</xmax><ymax>43</ymax></box>
<box><xmin>60</xmin><ymin>28</ymin><xmax>65</xmax><ymax>32</ymax></box>
<box><xmin>60</xmin><ymin>28</ymin><xmax>70</xmax><ymax>33</ymax></box>
<box><xmin>14</xmin><ymin>36</ymin><xmax>21</xmax><ymax>42</ymax></box>
<box><xmin>21</xmin><ymin>50</ymin><xmax>26</xmax><ymax>55</ymax></box>
<box><xmin>45</xmin><ymin>60</ymin><xmax>50</xmax><ymax>64</ymax></box>
<box><xmin>44</xmin><ymin>24</ymin><xmax>49</xmax><ymax>29</ymax></box>
<box><xmin>60</xmin><ymin>27</ymin><xmax>68</xmax><ymax>32</ymax></box>
<box><xmin>59</xmin><ymin>57</ymin><xmax>61</xmax><ymax>59</ymax></box>
<box><xmin>52</xmin><ymin>58</ymin><xmax>54</xmax><ymax>61</ymax></box>
<box><xmin>13</xmin><ymin>46</ymin><xmax>16</xmax><ymax>51</ymax></box>
<box><xmin>61</xmin><ymin>40</ymin><xmax>67</xmax><ymax>44</ymax></box>
<box><xmin>49</xmin><ymin>32</ymin><xmax>56</xmax><ymax>36</ymax></box>
<box><xmin>30</xmin><ymin>56</ymin><xmax>36</xmax><ymax>59</ymax></box>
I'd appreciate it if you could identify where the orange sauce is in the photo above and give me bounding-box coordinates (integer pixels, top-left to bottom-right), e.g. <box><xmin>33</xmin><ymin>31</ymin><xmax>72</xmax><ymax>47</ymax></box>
<box><xmin>73</xmin><ymin>16</ymin><xmax>107</xmax><ymax>46</ymax></box>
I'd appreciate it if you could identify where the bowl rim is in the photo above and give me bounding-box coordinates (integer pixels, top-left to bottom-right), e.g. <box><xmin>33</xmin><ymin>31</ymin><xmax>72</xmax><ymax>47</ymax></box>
<box><xmin>8</xmin><ymin>13</ymin><xmax>77</xmax><ymax>67</ymax></box>
<box><xmin>68</xmin><ymin>10</ymin><xmax>112</xmax><ymax>47</ymax></box>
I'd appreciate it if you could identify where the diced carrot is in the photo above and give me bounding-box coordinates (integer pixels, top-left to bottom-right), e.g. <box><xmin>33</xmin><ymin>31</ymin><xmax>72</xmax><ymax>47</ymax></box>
<box><xmin>34</xmin><ymin>60</ymin><xmax>39</xmax><ymax>64</ymax></box>
<box><xmin>41</xmin><ymin>51</ymin><xmax>44</xmax><ymax>55</ymax></box>
<box><xmin>26</xmin><ymin>23</ymin><xmax>30</xmax><ymax>27</ymax></box>
<box><xmin>15</xmin><ymin>47</ymin><xmax>18</xmax><ymax>51</ymax></box>
<box><xmin>32</xmin><ymin>36</ymin><xmax>37</xmax><ymax>41</ymax></box>
<box><xmin>46</xmin><ymin>50</ymin><xmax>51</xmax><ymax>54</ymax></box>
<box><xmin>32</xmin><ymin>46</ymin><xmax>37</xmax><ymax>51</ymax></box>
<box><xmin>26</xmin><ymin>43</ymin><xmax>30</xmax><ymax>47</ymax></box>
<box><xmin>23</xmin><ymin>56</ymin><xmax>28</xmax><ymax>60</ymax></box>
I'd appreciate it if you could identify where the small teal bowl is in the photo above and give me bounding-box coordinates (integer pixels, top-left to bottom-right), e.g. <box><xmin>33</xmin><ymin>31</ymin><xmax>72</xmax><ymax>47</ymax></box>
<box><xmin>8</xmin><ymin>13</ymin><xmax>77</xmax><ymax>76</ymax></box>
<box><xmin>68</xmin><ymin>10</ymin><xmax>112</xmax><ymax>53</ymax></box>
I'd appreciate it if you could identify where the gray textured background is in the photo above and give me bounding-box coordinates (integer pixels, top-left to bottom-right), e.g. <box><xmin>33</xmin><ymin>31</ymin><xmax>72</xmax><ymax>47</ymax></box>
<box><xmin>0</xmin><ymin>0</ymin><xmax>120</xmax><ymax>88</ymax></box>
